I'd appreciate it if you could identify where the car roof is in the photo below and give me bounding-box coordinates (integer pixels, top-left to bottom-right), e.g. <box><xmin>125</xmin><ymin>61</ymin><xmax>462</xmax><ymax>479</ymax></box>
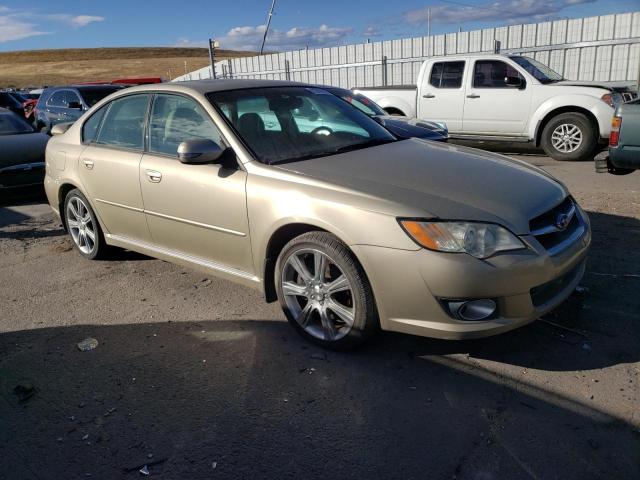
<box><xmin>115</xmin><ymin>78</ymin><xmax>312</xmax><ymax>97</ymax></box>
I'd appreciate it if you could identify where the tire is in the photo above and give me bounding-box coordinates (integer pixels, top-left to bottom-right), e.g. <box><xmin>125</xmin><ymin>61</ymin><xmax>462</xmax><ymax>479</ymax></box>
<box><xmin>540</xmin><ymin>112</ymin><xmax>598</xmax><ymax>161</ymax></box>
<box><xmin>275</xmin><ymin>231</ymin><xmax>378</xmax><ymax>350</ymax></box>
<box><xmin>63</xmin><ymin>189</ymin><xmax>108</xmax><ymax>260</ymax></box>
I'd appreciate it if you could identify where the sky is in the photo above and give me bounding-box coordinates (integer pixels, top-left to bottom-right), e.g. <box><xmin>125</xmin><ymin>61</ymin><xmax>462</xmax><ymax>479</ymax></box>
<box><xmin>0</xmin><ymin>0</ymin><xmax>637</xmax><ymax>52</ymax></box>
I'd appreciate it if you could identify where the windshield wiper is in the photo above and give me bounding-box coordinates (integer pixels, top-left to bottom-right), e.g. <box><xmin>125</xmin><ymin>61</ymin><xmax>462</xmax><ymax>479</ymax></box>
<box><xmin>332</xmin><ymin>138</ymin><xmax>396</xmax><ymax>154</ymax></box>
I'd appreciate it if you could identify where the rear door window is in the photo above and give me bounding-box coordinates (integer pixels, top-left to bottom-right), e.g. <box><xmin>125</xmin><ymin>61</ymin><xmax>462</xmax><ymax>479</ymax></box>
<box><xmin>96</xmin><ymin>94</ymin><xmax>150</xmax><ymax>150</ymax></box>
<box><xmin>82</xmin><ymin>105</ymin><xmax>109</xmax><ymax>144</ymax></box>
<box><xmin>429</xmin><ymin>61</ymin><xmax>465</xmax><ymax>88</ymax></box>
<box><xmin>47</xmin><ymin>91</ymin><xmax>68</xmax><ymax>108</ymax></box>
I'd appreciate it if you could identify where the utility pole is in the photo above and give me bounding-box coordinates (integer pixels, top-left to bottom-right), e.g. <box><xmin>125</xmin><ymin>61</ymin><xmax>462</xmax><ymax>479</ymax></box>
<box><xmin>260</xmin><ymin>0</ymin><xmax>277</xmax><ymax>55</ymax></box>
<box><xmin>208</xmin><ymin>39</ymin><xmax>219</xmax><ymax>79</ymax></box>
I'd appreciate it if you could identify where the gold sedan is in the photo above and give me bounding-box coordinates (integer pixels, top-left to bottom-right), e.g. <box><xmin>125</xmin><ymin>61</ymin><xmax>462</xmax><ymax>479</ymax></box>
<box><xmin>44</xmin><ymin>80</ymin><xmax>590</xmax><ymax>349</ymax></box>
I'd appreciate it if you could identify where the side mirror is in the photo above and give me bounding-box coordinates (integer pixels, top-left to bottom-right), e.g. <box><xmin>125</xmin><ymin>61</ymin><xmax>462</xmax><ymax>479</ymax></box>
<box><xmin>505</xmin><ymin>76</ymin><xmax>525</xmax><ymax>89</ymax></box>
<box><xmin>68</xmin><ymin>101</ymin><xmax>83</xmax><ymax>110</ymax></box>
<box><xmin>51</xmin><ymin>122</ymin><xmax>73</xmax><ymax>136</ymax></box>
<box><xmin>178</xmin><ymin>139</ymin><xmax>225</xmax><ymax>164</ymax></box>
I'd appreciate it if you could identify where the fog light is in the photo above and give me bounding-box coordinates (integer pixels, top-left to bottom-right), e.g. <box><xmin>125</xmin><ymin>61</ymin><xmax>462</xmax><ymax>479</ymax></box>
<box><xmin>445</xmin><ymin>299</ymin><xmax>497</xmax><ymax>321</ymax></box>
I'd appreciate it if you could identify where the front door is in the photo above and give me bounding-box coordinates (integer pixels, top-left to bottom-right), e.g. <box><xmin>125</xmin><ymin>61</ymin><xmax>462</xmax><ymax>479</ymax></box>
<box><xmin>139</xmin><ymin>93</ymin><xmax>254</xmax><ymax>276</ymax></box>
<box><xmin>462</xmin><ymin>59</ymin><xmax>532</xmax><ymax>135</ymax></box>
<box><xmin>77</xmin><ymin>93</ymin><xmax>151</xmax><ymax>242</ymax></box>
<box><xmin>416</xmin><ymin>60</ymin><xmax>466</xmax><ymax>132</ymax></box>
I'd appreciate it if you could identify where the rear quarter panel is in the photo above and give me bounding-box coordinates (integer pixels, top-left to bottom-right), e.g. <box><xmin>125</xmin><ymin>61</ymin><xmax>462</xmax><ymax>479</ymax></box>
<box><xmin>610</xmin><ymin>102</ymin><xmax>640</xmax><ymax>169</ymax></box>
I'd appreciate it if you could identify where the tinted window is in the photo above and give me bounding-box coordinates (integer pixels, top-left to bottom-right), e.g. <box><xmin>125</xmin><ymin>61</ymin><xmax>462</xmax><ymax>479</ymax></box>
<box><xmin>82</xmin><ymin>105</ymin><xmax>108</xmax><ymax>144</ymax></box>
<box><xmin>149</xmin><ymin>94</ymin><xmax>223</xmax><ymax>156</ymax></box>
<box><xmin>96</xmin><ymin>94</ymin><xmax>149</xmax><ymax>150</ymax></box>
<box><xmin>429</xmin><ymin>61</ymin><xmax>465</xmax><ymax>88</ymax></box>
<box><xmin>47</xmin><ymin>91</ymin><xmax>68</xmax><ymax>107</ymax></box>
<box><xmin>473</xmin><ymin>60</ymin><xmax>524</xmax><ymax>88</ymax></box>
<box><xmin>64</xmin><ymin>90</ymin><xmax>82</xmax><ymax>106</ymax></box>
<box><xmin>79</xmin><ymin>87</ymin><xmax>122</xmax><ymax>107</ymax></box>
<box><xmin>0</xmin><ymin>92</ymin><xmax>21</xmax><ymax>108</ymax></box>
<box><xmin>0</xmin><ymin>113</ymin><xmax>34</xmax><ymax>135</ymax></box>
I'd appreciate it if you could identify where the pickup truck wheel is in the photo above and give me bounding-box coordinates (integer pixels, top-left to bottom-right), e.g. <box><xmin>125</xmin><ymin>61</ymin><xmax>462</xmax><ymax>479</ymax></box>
<box><xmin>541</xmin><ymin>112</ymin><xmax>597</xmax><ymax>161</ymax></box>
<box><xmin>275</xmin><ymin>231</ymin><xmax>378</xmax><ymax>350</ymax></box>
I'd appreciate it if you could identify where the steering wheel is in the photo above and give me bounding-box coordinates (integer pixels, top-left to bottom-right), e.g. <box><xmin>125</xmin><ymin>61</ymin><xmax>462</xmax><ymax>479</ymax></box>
<box><xmin>311</xmin><ymin>126</ymin><xmax>333</xmax><ymax>136</ymax></box>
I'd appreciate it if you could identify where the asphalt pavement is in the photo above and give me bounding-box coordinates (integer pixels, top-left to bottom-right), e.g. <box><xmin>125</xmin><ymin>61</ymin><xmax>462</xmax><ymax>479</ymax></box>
<box><xmin>0</xmin><ymin>155</ymin><xmax>638</xmax><ymax>480</ymax></box>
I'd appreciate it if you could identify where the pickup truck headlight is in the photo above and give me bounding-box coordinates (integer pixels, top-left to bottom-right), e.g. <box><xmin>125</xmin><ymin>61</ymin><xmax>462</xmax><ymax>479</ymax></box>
<box><xmin>399</xmin><ymin>220</ymin><xmax>525</xmax><ymax>259</ymax></box>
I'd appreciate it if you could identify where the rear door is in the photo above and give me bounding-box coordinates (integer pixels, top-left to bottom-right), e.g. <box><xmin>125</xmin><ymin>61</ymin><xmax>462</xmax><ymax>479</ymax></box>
<box><xmin>416</xmin><ymin>60</ymin><xmax>466</xmax><ymax>132</ymax></box>
<box><xmin>77</xmin><ymin>93</ymin><xmax>152</xmax><ymax>242</ymax></box>
<box><xmin>462</xmin><ymin>59</ymin><xmax>532</xmax><ymax>135</ymax></box>
<box><xmin>139</xmin><ymin>93</ymin><xmax>253</xmax><ymax>275</ymax></box>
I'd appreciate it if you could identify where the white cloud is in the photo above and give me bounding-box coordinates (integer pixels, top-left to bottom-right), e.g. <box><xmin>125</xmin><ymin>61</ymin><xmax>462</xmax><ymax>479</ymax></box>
<box><xmin>363</xmin><ymin>26</ymin><xmax>382</xmax><ymax>38</ymax></box>
<box><xmin>0</xmin><ymin>15</ymin><xmax>48</xmax><ymax>43</ymax></box>
<box><xmin>214</xmin><ymin>23</ymin><xmax>352</xmax><ymax>51</ymax></box>
<box><xmin>405</xmin><ymin>0</ymin><xmax>597</xmax><ymax>25</ymax></box>
<box><xmin>0</xmin><ymin>6</ymin><xmax>104</xmax><ymax>43</ymax></box>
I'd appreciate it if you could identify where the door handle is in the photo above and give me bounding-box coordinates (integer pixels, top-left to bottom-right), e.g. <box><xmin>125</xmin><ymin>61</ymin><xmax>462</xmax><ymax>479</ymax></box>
<box><xmin>466</xmin><ymin>94</ymin><xmax>481</xmax><ymax>99</ymax></box>
<box><xmin>82</xmin><ymin>159</ymin><xmax>94</xmax><ymax>170</ymax></box>
<box><xmin>422</xmin><ymin>94</ymin><xmax>435</xmax><ymax>99</ymax></box>
<box><xmin>146</xmin><ymin>170</ymin><xmax>162</xmax><ymax>183</ymax></box>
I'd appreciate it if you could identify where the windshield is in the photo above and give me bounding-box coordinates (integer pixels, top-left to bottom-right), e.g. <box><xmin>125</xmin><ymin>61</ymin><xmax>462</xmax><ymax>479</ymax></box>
<box><xmin>208</xmin><ymin>86</ymin><xmax>396</xmax><ymax>164</ymax></box>
<box><xmin>329</xmin><ymin>89</ymin><xmax>387</xmax><ymax>116</ymax></box>
<box><xmin>79</xmin><ymin>87</ymin><xmax>122</xmax><ymax>107</ymax></box>
<box><xmin>0</xmin><ymin>113</ymin><xmax>34</xmax><ymax>135</ymax></box>
<box><xmin>509</xmin><ymin>56</ymin><xmax>563</xmax><ymax>83</ymax></box>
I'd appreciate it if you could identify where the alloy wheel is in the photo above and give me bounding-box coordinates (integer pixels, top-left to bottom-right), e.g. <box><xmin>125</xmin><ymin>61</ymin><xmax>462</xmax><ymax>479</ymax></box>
<box><xmin>67</xmin><ymin>197</ymin><xmax>96</xmax><ymax>255</ymax></box>
<box><xmin>281</xmin><ymin>248</ymin><xmax>355</xmax><ymax>341</ymax></box>
<box><xmin>551</xmin><ymin>123</ymin><xmax>583</xmax><ymax>153</ymax></box>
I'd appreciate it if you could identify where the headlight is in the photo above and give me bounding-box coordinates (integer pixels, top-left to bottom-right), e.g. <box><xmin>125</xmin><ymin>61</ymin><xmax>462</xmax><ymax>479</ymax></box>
<box><xmin>399</xmin><ymin>220</ymin><xmax>525</xmax><ymax>259</ymax></box>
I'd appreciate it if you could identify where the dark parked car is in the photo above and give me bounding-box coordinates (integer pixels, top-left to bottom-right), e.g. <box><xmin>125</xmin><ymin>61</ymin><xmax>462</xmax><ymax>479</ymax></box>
<box><xmin>595</xmin><ymin>99</ymin><xmax>640</xmax><ymax>175</ymax></box>
<box><xmin>0</xmin><ymin>91</ymin><xmax>25</xmax><ymax>117</ymax></box>
<box><xmin>322</xmin><ymin>86</ymin><xmax>448</xmax><ymax>141</ymax></box>
<box><xmin>0</xmin><ymin>108</ymin><xmax>49</xmax><ymax>192</ymax></box>
<box><xmin>34</xmin><ymin>85</ymin><xmax>125</xmax><ymax>133</ymax></box>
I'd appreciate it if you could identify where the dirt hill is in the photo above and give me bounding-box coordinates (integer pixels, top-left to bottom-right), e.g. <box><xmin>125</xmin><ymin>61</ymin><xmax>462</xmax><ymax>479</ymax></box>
<box><xmin>0</xmin><ymin>47</ymin><xmax>256</xmax><ymax>88</ymax></box>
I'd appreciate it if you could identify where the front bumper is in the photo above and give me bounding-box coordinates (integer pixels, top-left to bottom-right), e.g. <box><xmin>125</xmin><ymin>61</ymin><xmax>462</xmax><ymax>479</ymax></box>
<box><xmin>351</xmin><ymin>218</ymin><xmax>591</xmax><ymax>340</ymax></box>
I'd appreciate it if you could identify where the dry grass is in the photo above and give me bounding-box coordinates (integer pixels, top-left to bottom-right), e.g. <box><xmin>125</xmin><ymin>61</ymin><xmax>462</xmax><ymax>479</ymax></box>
<box><xmin>0</xmin><ymin>47</ymin><xmax>256</xmax><ymax>87</ymax></box>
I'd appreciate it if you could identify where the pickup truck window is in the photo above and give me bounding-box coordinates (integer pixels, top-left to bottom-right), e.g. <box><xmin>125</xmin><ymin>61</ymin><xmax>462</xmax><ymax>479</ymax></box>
<box><xmin>429</xmin><ymin>61</ymin><xmax>465</xmax><ymax>89</ymax></box>
<box><xmin>473</xmin><ymin>61</ymin><xmax>523</xmax><ymax>88</ymax></box>
<box><xmin>509</xmin><ymin>56</ymin><xmax>563</xmax><ymax>83</ymax></box>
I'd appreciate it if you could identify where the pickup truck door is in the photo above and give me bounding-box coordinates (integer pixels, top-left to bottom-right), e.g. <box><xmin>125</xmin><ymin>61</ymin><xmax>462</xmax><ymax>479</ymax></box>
<box><xmin>417</xmin><ymin>60</ymin><xmax>466</xmax><ymax>132</ymax></box>
<box><xmin>462</xmin><ymin>59</ymin><xmax>532</xmax><ymax>136</ymax></box>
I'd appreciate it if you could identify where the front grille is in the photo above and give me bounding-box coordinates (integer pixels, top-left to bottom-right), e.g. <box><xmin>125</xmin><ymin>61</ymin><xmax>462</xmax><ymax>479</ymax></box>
<box><xmin>529</xmin><ymin>197</ymin><xmax>584</xmax><ymax>256</ymax></box>
<box><xmin>530</xmin><ymin>261</ymin><xmax>584</xmax><ymax>308</ymax></box>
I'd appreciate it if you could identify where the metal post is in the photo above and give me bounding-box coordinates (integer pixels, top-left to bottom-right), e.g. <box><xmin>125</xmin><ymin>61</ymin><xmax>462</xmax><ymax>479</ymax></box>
<box><xmin>260</xmin><ymin>0</ymin><xmax>277</xmax><ymax>55</ymax></box>
<box><xmin>208</xmin><ymin>39</ymin><xmax>217</xmax><ymax>79</ymax></box>
<box><xmin>227</xmin><ymin>59</ymin><xmax>233</xmax><ymax>79</ymax></box>
<box><xmin>382</xmin><ymin>55</ymin><xmax>388</xmax><ymax>86</ymax></box>
<box><xmin>494</xmin><ymin>39</ymin><xmax>501</xmax><ymax>54</ymax></box>
<box><xmin>285</xmin><ymin>59</ymin><xmax>291</xmax><ymax>81</ymax></box>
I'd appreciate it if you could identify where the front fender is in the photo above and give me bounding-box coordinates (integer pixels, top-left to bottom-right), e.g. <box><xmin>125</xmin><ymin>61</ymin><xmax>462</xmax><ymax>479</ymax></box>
<box><xmin>529</xmin><ymin>95</ymin><xmax>615</xmax><ymax>140</ymax></box>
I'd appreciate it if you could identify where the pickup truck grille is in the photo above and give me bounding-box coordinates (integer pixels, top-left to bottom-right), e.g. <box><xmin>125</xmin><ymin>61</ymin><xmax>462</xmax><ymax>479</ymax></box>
<box><xmin>529</xmin><ymin>197</ymin><xmax>584</xmax><ymax>256</ymax></box>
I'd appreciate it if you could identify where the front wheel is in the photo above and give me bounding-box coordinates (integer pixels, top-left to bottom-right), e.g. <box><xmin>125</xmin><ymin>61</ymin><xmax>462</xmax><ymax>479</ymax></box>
<box><xmin>275</xmin><ymin>232</ymin><xmax>378</xmax><ymax>350</ymax></box>
<box><xmin>541</xmin><ymin>112</ymin><xmax>598</xmax><ymax>161</ymax></box>
<box><xmin>64</xmin><ymin>189</ymin><xmax>109</xmax><ymax>260</ymax></box>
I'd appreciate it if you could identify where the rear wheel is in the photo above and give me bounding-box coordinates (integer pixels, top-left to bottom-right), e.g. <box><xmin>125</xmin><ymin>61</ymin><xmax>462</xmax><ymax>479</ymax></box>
<box><xmin>541</xmin><ymin>112</ymin><xmax>598</xmax><ymax>161</ymax></box>
<box><xmin>64</xmin><ymin>189</ymin><xmax>108</xmax><ymax>260</ymax></box>
<box><xmin>275</xmin><ymin>232</ymin><xmax>378</xmax><ymax>350</ymax></box>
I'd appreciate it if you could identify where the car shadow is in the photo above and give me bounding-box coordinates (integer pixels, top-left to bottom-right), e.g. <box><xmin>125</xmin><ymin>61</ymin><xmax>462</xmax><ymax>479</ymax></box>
<box><xmin>0</xmin><ymin>318</ymin><xmax>637</xmax><ymax>480</ymax></box>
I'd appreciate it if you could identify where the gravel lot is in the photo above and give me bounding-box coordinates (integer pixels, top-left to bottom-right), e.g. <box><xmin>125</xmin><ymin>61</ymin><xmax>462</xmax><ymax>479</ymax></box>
<box><xmin>1</xmin><ymin>155</ymin><xmax>638</xmax><ymax>480</ymax></box>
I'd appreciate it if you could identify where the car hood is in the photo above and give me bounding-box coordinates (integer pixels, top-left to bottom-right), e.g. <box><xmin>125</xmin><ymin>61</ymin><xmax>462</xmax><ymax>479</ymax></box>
<box><xmin>553</xmin><ymin>80</ymin><xmax>634</xmax><ymax>93</ymax></box>
<box><xmin>374</xmin><ymin>116</ymin><xmax>448</xmax><ymax>141</ymax></box>
<box><xmin>0</xmin><ymin>132</ymin><xmax>48</xmax><ymax>169</ymax></box>
<box><xmin>275</xmin><ymin>139</ymin><xmax>567</xmax><ymax>235</ymax></box>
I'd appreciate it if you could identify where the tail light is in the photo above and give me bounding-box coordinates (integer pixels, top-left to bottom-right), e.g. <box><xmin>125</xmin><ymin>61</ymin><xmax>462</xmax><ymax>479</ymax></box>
<box><xmin>609</xmin><ymin>116</ymin><xmax>622</xmax><ymax>147</ymax></box>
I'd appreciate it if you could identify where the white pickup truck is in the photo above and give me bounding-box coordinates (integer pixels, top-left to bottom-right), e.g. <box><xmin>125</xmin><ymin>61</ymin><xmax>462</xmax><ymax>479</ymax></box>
<box><xmin>355</xmin><ymin>54</ymin><xmax>637</xmax><ymax>161</ymax></box>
